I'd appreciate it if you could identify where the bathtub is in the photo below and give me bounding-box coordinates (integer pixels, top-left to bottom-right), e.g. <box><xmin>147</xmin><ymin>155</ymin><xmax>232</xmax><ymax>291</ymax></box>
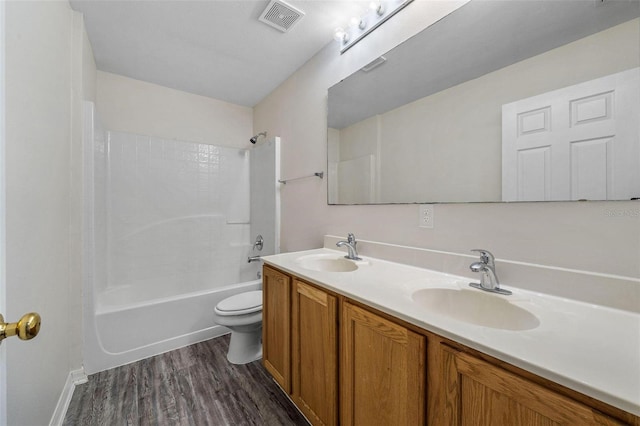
<box><xmin>83</xmin><ymin>279</ymin><xmax>262</xmax><ymax>374</ymax></box>
<box><xmin>82</xmin><ymin>103</ymin><xmax>271</xmax><ymax>374</ymax></box>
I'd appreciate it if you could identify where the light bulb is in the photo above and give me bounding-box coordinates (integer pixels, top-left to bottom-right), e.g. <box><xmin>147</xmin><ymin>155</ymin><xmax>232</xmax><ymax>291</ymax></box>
<box><xmin>333</xmin><ymin>28</ymin><xmax>349</xmax><ymax>44</ymax></box>
<box><xmin>369</xmin><ymin>1</ymin><xmax>384</xmax><ymax>16</ymax></box>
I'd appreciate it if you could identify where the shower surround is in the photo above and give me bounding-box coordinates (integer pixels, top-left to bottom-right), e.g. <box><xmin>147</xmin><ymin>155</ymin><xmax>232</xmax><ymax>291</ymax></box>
<box><xmin>83</xmin><ymin>102</ymin><xmax>267</xmax><ymax>373</ymax></box>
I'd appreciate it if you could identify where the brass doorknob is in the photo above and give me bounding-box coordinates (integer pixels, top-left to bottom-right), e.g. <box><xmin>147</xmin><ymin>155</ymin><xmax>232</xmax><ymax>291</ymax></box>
<box><xmin>0</xmin><ymin>312</ymin><xmax>41</xmax><ymax>342</ymax></box>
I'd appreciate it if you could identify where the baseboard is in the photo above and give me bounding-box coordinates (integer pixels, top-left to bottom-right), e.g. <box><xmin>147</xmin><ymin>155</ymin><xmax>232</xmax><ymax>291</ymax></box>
<box><xmin>49</xmin><ymin>368</ymin><xmax>88</xmax><ymax>426</ymax></box>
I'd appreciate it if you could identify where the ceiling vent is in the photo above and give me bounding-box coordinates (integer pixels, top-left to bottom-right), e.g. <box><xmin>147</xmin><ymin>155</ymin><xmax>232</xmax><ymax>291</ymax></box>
<box><xmin>259</xmin><ymin>0</ymin><xmax>305</xmax><ymax>33</ymax></box>
<box><xmin>361</xmin><ymin>56</ymin><xmax>387</xmax><ymax>73</ymax></box>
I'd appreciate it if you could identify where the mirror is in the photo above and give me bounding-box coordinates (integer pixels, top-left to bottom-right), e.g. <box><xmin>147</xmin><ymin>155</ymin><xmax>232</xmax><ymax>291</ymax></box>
<box><xmin>327</xmin><ymin>0</ymin><xmax>640</xmax><ymax>204</ymax></box>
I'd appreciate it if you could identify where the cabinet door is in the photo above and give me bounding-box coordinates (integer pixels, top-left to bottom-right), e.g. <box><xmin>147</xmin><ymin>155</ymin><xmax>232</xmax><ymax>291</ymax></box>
<box><xmin>262</xmin><ymin>266</ymin><xmax>291</xmax><ymax>392</ymax></box>
<box><xmin>292</xmin><ymin>280</ymin><xmax>338</xmax><ymax>426</ymax></box>
<box><xmin>341</xmin><ymin>302</ymin><xmax>426</xmax><ymax>426</ymax></box>
<box><xmin>441</xmin><ymin>345</ymin><xmax>624</xmax><ymax>426</ymax></box>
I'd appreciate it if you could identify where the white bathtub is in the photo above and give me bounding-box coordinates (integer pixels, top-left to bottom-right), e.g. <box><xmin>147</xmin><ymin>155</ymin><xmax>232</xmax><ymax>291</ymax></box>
<box><xmin>83</xmin><ymin>279</ymin><xmax>261</xmax><ymax>374</ymax></box>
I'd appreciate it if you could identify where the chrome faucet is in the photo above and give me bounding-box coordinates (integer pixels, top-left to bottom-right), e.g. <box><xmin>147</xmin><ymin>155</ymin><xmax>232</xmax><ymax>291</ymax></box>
<box><xmin>336</xmin><ymin>233</ymin><xmax>362</xmax><ymax>261</ymax></box>
<box><xmin>469</xmin><ymin>249</ymin><xmax>511</xmax><ymax>295</ymax></box>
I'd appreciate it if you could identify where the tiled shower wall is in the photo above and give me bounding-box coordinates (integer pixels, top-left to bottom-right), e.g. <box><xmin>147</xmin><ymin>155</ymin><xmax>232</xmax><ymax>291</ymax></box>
<box><xmin>96</xmin><ymin>131</ymin><xmax>253</xmax><ymax>304</ymax></box>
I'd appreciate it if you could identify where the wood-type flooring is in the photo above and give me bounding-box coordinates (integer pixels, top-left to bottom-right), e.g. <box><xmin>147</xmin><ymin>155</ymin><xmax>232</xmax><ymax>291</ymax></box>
<box><xmin>63</xmin><ymin>335</ymin><xmax>309</xmax><ymax>425</ymax></box>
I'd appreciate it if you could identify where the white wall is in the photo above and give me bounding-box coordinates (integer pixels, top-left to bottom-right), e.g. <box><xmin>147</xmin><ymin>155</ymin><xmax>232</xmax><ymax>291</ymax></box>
<box><xmin>96</xmin><ymin>71</ymin><xmax>252</xmax><ymax>148</ymax></box>
<box><xmin>331</xmin><ymin>115</ymin><xmax>380</xmax><ymax>204</ymax></box>
<box><xmin>5</xmin><ymin>1</ymin><xmax>93</xmax><ymax>424</ymax></box>
<box><xmin>254</xmin><ymin>4</ymin><xmax>640</xmax><ymax>279</ymax></box>
<box><xmin>70</xmin><ymin>9</ymin><xmax>97</xmax><ymax>374</ymax></box>
<box><xmin>250</xmin><ymin>138</ymin><xmax>281</xmax><ymax>257</ymax></box>
<box><xmin>81</xmin><ymin>20</ymin><xmax>97</xmax><ymax>104</ymax></box>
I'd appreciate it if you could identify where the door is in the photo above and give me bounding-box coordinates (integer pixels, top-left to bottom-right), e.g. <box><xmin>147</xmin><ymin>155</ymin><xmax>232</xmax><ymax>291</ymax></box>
<box><xmin>0</xmin><ymin>11</ymin><xmax>41</xmax><ymax>416</ymax></box>
<box><xmin>2</xmin><ymin>3</ymin><xmax>58</xmax><ymax>424</ymax></box>
<box><xmin>502</xmin><ymin>68</ymin><xmax>640</xmax><ymax>201</ymax></box>
<box><xmin>1</xmin><ymin>3</ymin><xmax>7</xmax><ymax>422</ymax></box>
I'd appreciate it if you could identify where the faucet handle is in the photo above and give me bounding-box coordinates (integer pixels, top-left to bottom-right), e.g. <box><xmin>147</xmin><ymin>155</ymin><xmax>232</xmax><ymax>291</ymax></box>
<box><xmin>471</xmin><ymin>249</ymin><xmax>495</xmax><ymax>266</ymax></box>
<box><xmin>347</xmin><ymin>233</ymin><xmax>356</xmax><ymax>244</ymax></box>
<box><xmin>253</xmin><ymin>235</ymin><xmax>264</xmax><ymax>251</ymax></box>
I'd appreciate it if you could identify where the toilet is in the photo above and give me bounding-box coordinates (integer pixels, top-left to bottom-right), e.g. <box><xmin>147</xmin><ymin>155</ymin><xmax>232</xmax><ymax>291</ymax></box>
<box><xmin>213</xmin><ymin>290</ymin><xmax>263</xmax><ymax>364</ymax></box>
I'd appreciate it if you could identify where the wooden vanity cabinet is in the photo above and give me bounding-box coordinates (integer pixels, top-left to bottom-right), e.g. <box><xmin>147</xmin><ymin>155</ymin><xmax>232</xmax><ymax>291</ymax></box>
<box><xmin>341</xmin><ymin>301</ymin><xmax>426</xmax><ymax>426</ymax></box>
<box><xmin>291</xmin><ymin>279</ymin><xmax>338</xmax><ymax>426</ymax></box>
<box><xmin>437</xmin><ymin>345</ymin><xmax>626</xmax><ymax>426</ymax></box>
<box><xmin>263</xmin><ymin>265</ymin><xmax>639</xmax><ymax>426</ymax></box>
<box><xmin>266</xmin><ymin>272</ymin><xmax>427</xmax><ymax>426</ymax></box>
<box><xmin>426</xmin><ymin>332</ymin><xmax>632</xmax><ymax>426</ymax></box>
<box><xmin>262</xmin><ymin>265</ymin><xmax>292</xmax><ymax>392</ymax></box>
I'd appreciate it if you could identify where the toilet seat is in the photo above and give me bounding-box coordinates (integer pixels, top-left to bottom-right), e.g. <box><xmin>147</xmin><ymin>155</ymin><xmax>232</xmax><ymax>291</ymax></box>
<box><xmin>215</xmin><ymin>290</ymin><xmax>262</xmax><ymax>316</ymax></box>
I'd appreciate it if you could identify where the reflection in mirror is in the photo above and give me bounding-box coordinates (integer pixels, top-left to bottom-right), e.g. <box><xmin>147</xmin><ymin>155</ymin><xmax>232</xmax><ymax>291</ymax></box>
<box><xmin>327</xmin><ymin>0</ymin><xmax>640</xmax><ymax>204</ymax></box>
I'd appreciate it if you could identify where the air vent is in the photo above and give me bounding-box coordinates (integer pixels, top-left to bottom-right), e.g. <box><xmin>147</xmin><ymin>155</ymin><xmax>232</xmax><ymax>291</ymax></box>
<box><xmin>361</xmin><ymin>56</ymin><xmax>387</xmax><ymax>72</ymax></box>
<box><xmin>259</xmin><ymin>0</ymin><xmax>305</xmax><ymax>33</ymax></box>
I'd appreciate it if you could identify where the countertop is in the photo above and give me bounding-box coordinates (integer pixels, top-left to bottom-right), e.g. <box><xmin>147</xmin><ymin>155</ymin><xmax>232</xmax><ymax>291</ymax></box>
<box><xmin>262</xmin><ymin>248</ymin><xmax>640</xmax><ymax>416</ymax></box>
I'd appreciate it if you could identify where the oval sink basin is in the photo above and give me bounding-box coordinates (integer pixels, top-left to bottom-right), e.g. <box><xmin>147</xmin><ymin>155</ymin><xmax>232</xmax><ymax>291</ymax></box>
<box><xmin>296</xmin><ymin>254</ymin><xmax>358</xmax><ymax>272</ymax></box>
<box><xmin>412</xmin><ymin>288</ymin><xmax>539</xmax><ymax>331</ymax></box>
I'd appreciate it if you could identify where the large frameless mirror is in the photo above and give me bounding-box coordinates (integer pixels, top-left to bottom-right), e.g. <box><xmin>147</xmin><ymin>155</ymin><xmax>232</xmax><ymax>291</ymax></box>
<box><xmin>327</xmin><ymin>0</ymin><xmax>640</xmax><ymax>204</ymax></box>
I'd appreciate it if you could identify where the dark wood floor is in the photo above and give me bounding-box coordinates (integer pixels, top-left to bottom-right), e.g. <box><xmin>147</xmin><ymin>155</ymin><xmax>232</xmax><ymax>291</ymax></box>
<box><xmin>64</xmin><ymin>335</ymin><xmax>309</xmax><ymax>425</ymax></box>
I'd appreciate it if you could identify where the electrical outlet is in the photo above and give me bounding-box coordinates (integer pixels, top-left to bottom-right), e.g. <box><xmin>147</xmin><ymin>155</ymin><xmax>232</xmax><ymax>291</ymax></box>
<box><xmin>419</xmin><ymin>204</ymin><xmax>434</xmax><ymax>228</ymax></box>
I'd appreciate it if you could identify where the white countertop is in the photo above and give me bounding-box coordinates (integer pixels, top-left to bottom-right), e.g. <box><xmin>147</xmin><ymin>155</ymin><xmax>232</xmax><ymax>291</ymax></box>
<box><xmin>262</xmin><ymin>248</ymin><xmax>640</xmax><ymax>416</ymax></box>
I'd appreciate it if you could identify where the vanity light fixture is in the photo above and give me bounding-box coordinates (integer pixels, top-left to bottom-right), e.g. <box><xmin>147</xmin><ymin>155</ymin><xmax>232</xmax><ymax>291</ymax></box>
<box><xmin>336</xmin><ymin>0</ymin><xmax>413</xmax><ymax>54</ymax></box>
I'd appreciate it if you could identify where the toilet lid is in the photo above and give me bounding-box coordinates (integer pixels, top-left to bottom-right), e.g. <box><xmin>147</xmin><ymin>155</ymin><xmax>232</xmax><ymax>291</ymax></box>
<box><xmin>215</xmin><ymin>290</ymin><xmax>263</xmax><ymax>316</ymax></box>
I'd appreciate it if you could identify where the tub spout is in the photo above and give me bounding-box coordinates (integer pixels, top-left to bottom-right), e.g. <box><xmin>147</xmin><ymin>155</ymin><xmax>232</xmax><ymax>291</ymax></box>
<box><xmin>248</xmin><ymin>256</ymin><xmax>261</xmax><ymax>263</ymax></box>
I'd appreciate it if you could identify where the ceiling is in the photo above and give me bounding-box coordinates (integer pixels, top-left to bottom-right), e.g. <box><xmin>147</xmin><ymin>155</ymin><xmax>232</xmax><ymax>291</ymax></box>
<box><xmin>69</xmin><ymin>0</ymin><xmax>371</xmax><ymax>107</ymax></box>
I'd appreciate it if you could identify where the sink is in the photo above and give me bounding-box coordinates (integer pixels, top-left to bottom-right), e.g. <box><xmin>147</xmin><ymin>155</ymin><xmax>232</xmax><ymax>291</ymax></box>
<box><xmin>296</xmin><ymin>254</ymin><xmax>359</xmax><ymax>272</ymax></box>
<box><xmin>412</xmin><ymin>288</ymin><xmax>539</xmax><ymax>331</ymax></box>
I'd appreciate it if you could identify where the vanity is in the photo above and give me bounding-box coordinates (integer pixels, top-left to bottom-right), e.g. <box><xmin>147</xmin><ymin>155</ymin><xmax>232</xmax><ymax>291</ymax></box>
<box><xmin>261</xmin><ymin>242</ymin><xmax>640</xmax><ymax>426</ymax></box>
<box><xmin>259</xmin><ymin>1</ymin><xmax>640</xmax><ymax>424</ymax></box>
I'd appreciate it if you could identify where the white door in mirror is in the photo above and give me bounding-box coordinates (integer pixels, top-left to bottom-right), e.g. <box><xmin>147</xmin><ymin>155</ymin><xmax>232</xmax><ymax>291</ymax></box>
<box><xmin>502</xmin><ymin>67</ymin><xmax>639</xmax><ymax>201</ymax></box>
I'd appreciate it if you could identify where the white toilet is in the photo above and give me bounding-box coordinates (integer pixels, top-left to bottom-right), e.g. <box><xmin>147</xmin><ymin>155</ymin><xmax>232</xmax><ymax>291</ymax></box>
<box><xmin>213</xmin><ymin>290</ymin><xmax>263</xmax><ymax>364</ymax></box>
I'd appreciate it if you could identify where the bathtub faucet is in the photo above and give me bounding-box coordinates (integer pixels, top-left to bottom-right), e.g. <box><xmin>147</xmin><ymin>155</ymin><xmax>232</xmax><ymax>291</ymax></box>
<box><xmin>247</xmin><ymin>255</ymin><xmax>261</xmax><ymax>263</ymax></box>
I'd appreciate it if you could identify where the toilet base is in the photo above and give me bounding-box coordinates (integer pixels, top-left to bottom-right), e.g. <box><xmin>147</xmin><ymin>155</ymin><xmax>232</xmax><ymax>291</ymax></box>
<box><xmin>227</xmin><ymin>327</ymin><xmax>263</xmax><ymax>365</ymax></box>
